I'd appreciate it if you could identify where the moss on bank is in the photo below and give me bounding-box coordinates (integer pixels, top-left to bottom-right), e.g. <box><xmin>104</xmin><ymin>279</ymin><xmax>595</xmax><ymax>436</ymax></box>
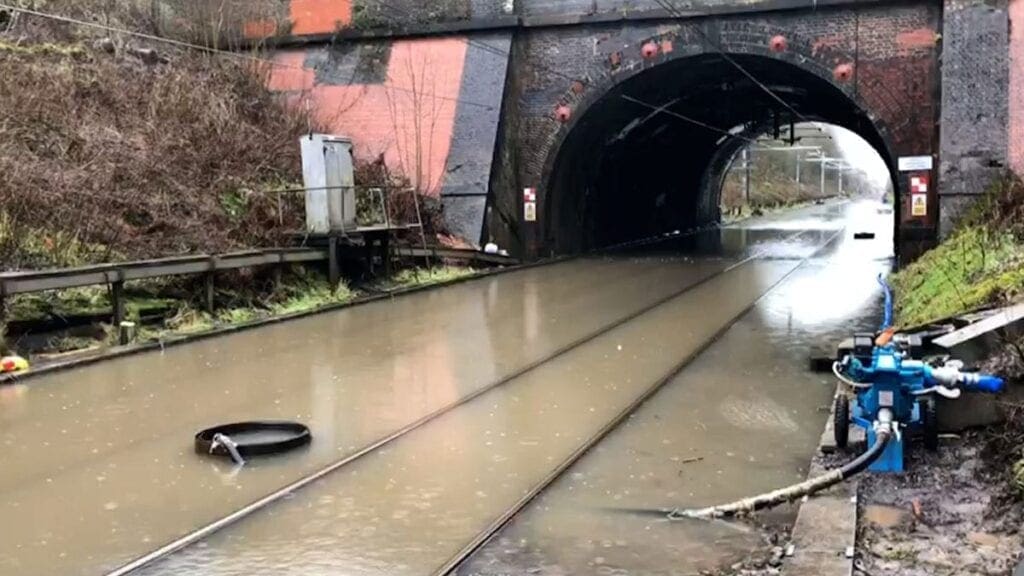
<box><xmin>890</xmin><ymin>174</ymin><xmax>1024</xmax><ymax>328</ymax></box>
<box><xmin>890</xmin><ymin>227</ymin><xmax>1024</xmax><ymax>327</ymax></box>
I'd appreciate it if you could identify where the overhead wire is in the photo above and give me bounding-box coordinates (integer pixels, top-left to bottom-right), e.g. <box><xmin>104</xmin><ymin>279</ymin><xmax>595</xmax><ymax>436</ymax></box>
<box><xmin>649</xmin><ymin>0</ymin><xmax>832</xmax><ymax>138</ymax></box>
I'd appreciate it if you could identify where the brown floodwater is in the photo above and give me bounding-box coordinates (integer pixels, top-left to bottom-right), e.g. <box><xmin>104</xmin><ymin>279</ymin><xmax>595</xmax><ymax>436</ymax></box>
<box><xmin>0</xmin><ymin>199</ymin><xmax>892</xmax><ymax>576</ymax></box>
<box><xmin>137</xmin><ymin>258</ymin><xmax>800</xmax><ymax>576</ymax></box>
<box><xmin>1</xmin><ymin>250</ymin><xmax>735</xmax><ymax>576</ymax></box>
<box><xmin>458</xmin><ymin>201</ymin><xmax>893</xmax><ymax>575</ymax></box>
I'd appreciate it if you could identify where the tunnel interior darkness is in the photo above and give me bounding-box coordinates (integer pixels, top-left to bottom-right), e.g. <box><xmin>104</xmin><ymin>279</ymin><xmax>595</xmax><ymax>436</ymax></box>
<box><xmin>544</xmin><ymin>53</ymin><xmax>896</xmax><ymax>252</ymax></box>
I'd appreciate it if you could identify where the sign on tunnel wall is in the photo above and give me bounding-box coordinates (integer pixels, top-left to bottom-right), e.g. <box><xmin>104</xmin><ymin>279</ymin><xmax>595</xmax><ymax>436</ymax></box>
<box><xmin>910</xmin><ymin>174</ymin><xmax>929</xmax><ymax>217</ymax></box>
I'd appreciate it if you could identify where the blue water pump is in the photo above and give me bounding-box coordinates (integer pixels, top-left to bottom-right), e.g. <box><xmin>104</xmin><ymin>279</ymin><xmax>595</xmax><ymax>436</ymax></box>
<box><xmin>832</xmin><ymin>276</ymin><xmax>1005</xmax><ymax>473</ymax></box>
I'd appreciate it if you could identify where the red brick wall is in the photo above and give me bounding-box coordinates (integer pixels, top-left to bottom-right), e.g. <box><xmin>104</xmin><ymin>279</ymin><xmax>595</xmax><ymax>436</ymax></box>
<box><xmin>1011</xmin><ymin>0</ymin><xmax>1024</xmax><ymax>177</ymax></box>
<box><xmin>269</xmin><ymin>38</ymin><xmax>469</xmax><ymax>196</ymax></box>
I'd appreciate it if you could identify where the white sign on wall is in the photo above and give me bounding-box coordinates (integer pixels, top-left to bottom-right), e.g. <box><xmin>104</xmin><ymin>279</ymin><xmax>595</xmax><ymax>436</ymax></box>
<box><xmin>898</xmin><ymin>155</ymin><xmax>934</xmax><ymax>172</ymax></box>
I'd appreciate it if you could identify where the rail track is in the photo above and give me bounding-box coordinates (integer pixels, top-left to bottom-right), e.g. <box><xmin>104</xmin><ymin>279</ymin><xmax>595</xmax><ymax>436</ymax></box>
<box><xmin>103</xmin><ymin>227</ymin><xmax>838</xmax><ymax>576</ymax></box>
<box><xmin>430</xmin><ymin>227</ymin><xmax>844</xmax><ymax>576</ymax></box>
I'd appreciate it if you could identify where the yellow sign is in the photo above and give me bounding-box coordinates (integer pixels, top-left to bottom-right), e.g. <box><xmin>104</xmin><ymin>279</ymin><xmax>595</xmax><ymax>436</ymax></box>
<box><xmin>911</xmin><ymin>194</ymin><xmax>928</xmax><ymax>217</ymax></box>
<box><xmin>524</xmin><ymin>202</ymin><xmax>537</xmax><ymax>222</ymax></box>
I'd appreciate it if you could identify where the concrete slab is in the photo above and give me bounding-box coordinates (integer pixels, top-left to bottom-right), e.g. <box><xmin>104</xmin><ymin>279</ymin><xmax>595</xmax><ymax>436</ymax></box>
<box><xmin>784</xmin><ymin>386</ymin><xmax>861</xmax><ymax>576</ymax></box>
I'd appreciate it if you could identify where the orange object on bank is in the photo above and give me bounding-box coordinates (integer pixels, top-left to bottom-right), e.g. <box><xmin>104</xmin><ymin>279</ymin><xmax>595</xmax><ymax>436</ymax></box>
<box><xmin>0</xmin><ymin>355</ymin><xmax>29</xmax><ymax>373</ymax></box>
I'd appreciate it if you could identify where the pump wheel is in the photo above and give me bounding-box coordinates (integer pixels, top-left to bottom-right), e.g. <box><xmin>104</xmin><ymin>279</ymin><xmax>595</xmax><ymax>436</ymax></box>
<box><xmin>922</xmin><ymin>397</ymin><xmax>939</xmax><ymax>451</ymax></box>
<box><xmin>834</xmin><ymin>394</ymin><xmax>850</xmax><ymax>449</ymax></box>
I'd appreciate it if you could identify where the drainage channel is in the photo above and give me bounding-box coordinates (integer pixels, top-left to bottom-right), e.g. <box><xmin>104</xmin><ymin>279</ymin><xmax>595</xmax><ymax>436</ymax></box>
<box><xmin>128</xmin><ymin>232</ymin><xmax>829</xmax><ymax>576</ymax></box>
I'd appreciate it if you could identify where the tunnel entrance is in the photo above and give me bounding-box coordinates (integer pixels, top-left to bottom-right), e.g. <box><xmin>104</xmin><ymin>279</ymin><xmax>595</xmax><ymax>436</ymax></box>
<box><xmin>543</xmin><ymin>53</ymin><xmax>897</xmax><ymax>253</ymax></box>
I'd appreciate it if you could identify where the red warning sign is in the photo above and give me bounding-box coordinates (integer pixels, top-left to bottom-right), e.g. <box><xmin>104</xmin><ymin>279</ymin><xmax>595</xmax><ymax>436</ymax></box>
<box><xmin>523</xmin><ymin>188</ymin><xmax>537</xmax><ymax>203</ymax></box>
<box><xmin>910</xmin><ymin>175</ymin><xmax>929</xmax><ymax>194</ymax></box>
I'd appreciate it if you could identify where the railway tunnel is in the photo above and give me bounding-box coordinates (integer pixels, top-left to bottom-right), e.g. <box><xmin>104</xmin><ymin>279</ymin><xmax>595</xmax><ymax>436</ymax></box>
<box><xmin>541</xmin><ymin>53</ymin><xmax>898</xmax><ymax>252</ymax></box>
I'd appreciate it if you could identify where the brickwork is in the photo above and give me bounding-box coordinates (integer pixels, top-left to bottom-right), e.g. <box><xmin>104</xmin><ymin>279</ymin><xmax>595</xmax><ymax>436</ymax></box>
<box><xmin>490</xmin><ymin>4</ymin><xmax>941</xmax><ymax>253</ymax></box>
<box><xmin>243</xmin><ymin>0</ymin><xmax>511</xmax><ymax>39</ymax></box>
<box><xmin>250</xmin><ymin>0</ymin><xmax>1013</xmax><ymax>251</ymax></box>
<box><xmin>939</xmin><ymin>0</ymin><xmax>1010</xmax><ymax>236</ymax></box>
<box><xmin>1011</xmin><ymin>0</ymin><xmax>1024</xmax><ymax>177</ymax></box>
<box><xmin>441</xmin><ymin>33</ymin><xmax>514</xmax><ymax>244</ymax></box>
<box><xmin>521</xmin><ymin>0</ymin><xmax>763</xmax><ymax>19</ymax></box>
<box><xmin>269</xmin><ymin>37</ymin><xmax>469</xmax><ymax>197</ymax></box>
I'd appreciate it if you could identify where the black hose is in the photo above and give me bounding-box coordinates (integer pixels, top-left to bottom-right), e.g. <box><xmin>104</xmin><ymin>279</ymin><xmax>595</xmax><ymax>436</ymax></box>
<box><xmin>839</xmin><ymin>428</ymin><xmax>891</xmax><ymax>479</ymax></box>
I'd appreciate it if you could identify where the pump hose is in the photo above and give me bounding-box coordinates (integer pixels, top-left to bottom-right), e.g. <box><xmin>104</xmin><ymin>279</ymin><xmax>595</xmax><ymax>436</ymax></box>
<box><xmin>669</xmin><ymin>429</ymin><xmax>892</xmax><ymax>520</ymax></box>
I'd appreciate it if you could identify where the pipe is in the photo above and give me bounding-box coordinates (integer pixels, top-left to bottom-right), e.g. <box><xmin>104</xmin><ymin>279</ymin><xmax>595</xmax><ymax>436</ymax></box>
<box><xmin>670</xmin><ymin>422</ymin><xmax>893</xmax><ymax>520</ymax></box>
<box><xmin>877</xmin><ymin>274</ymin><xmax>893</xmax><ymax>331</ymax></box>
<box><xmin>833</xmin><ymin>361</ymin><xmax>871</xmax><ymax>389</ymax></box>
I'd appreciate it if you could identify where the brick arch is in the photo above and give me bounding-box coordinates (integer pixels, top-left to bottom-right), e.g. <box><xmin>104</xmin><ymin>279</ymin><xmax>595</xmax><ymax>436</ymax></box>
<box><xmin>537</xmin><ymin>22</ymin><xmax>904</xmax><ymax>194</ymax></box>
<box><xmin>535</xmin><ymin>31</ymin><xmax>903</xmax><ymax>249</ymax></box>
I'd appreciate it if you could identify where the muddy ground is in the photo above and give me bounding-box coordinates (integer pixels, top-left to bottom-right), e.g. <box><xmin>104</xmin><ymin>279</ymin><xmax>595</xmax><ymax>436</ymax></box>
<box><xmin>854</xmin><ymin>428</ymin><xmax>1024</xmax><ymax>576</ymax></box>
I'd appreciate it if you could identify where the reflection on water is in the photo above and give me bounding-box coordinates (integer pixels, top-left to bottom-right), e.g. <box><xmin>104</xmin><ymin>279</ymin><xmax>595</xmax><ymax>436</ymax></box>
<box><xmin>460</xmin><ymin>200</ymin><xmax>893</xmax><ymax>575</ymax></box>
<box><xmin>139</xmin><ymin>262</ymin><xmax>797</xmax><ymax>576</ymax></box>
<box><xmin>0</xmin><ymin>257</ymin><xmax>730</xmax><ymax>576</ymax></box>
<box><xmin>0</xmin><ymin>199</ymin><xmax>893</xmax><ymax>576</ymax></box>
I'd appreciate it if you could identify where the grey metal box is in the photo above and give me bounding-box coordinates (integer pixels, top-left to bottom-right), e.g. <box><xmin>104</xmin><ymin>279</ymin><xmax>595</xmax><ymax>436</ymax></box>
<box><xmin>300</xmin><ymin>134</ymin><xmax>356</xmax><ymax>233</ymax></box>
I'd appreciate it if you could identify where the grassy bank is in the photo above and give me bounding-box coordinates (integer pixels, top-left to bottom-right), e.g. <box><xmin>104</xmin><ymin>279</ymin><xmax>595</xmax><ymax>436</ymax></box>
<box><xmin>1</xmin><ymin>265</ymin><xmax>477</xmax><ymax>360</ymax></box>
<box><xmin>890</xmin><ymin>174</ymin><xmax>1024</xmax><ymax>328</ymax></box>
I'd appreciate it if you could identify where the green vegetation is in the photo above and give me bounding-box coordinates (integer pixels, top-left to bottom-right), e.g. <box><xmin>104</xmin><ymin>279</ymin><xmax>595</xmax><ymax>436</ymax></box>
<box><xmin>6</xmin><ymin>265</ymin><xmax>475</xmax><ymax>358</ymax></box>
<box><xmin>0</xmin><ymin>214</ymin><xmax>123</xmax><ymax>269</ymax></box>
<box><xmin>271</xmin><ymin>274</ymin><xmax>355</xmax><ymax>315</ymax></box>
<box><xmin>387</xmin><ymin>266</ymin><xmax>476</xmax><ymax>289</ymax></box>
<box><xmin>0</xmin><ymin>40</ymin><xmax>87</xmax><ymax>58</ymax></box>
<box><xmin>128</xmin><ymin>272</ymin><xmax>356</xmax><ymax>343</ymax></box>
<box><xmin>8</xmin><ymin>286</ymin><xmax>176</xmax><ymax>322</ymax></box>
<box><xmin>890</xmin><ymin>227</ymin><xmax>1024</xmax><ymax>327</ymax></box>
<box><xmin>890</xmin><ymin>174</ymin><xmax>1024</xmax><ymax>328</ymax></box>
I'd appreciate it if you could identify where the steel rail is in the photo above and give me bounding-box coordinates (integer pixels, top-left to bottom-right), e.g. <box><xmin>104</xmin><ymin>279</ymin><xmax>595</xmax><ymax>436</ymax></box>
<box><xmin>102</xmin><ymin>239</ymin><xmax>765</xmax><ymax>576</ymax></box>
<box><xmin>430</xmin><ymin>226</ymin><xmax>844</xmax><ymax>576</ymax></box>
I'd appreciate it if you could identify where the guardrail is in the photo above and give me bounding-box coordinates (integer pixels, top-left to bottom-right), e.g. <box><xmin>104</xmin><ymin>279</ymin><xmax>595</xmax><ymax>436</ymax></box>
<box><xmin>0</xmin><ymin>246</ymin><xmax>518</xmax><ymax>326</ymax></box>
<box><xmin>0</xmin><ymin>248</ymin><xmax>329</xmax><ymax>326</ymax></box>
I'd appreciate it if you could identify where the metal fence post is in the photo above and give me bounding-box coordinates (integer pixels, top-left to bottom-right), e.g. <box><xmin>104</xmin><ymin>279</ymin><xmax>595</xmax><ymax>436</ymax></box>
<box><xmin>328</xmin><ymin>236</ymin><xmax>340</xmax><ymax>288</ymax></box>
<box><xmin>204</xmin><ymin>272</ymin><xmax>216</xmax><ymax>314</ymax></box>
<box><xmin>111</xmin><ymin>280</ymin><xmax>126</xmax><ymax>326</ymax></box>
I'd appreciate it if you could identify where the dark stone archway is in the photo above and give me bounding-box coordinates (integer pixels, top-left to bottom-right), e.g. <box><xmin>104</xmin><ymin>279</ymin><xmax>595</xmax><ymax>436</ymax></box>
<box><xmin>540</xmin><ymin>53</ymin><xmax>897</xmax><ymax>252</ymax></box>
<box><xmin>484</xmin><ymin>4</ymin><xmax>940</xmax><ymax>260</ymax></box>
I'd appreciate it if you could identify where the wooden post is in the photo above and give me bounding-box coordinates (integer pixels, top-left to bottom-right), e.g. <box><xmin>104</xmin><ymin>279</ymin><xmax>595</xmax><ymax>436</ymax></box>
<box><xmin>111</xmin><ymin>281</ymin><xmax>126</xmax><ymax>326</ymax></box>
<box><xmin>328</xmin><ymin>236</ymin><xmax>340</xmax><ymax>288</ymax></box>
<box><xmin>204</xmin><ymin>272</ymin><xmax>216</xmax><ymax>313</ymax></box>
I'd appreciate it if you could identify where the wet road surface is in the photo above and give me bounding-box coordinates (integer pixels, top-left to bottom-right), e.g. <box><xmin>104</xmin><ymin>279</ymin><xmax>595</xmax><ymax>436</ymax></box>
<box><xmin>0</xmin><ymin>199</ymin><xmax>892</xmax><ymax>576</ymax></box>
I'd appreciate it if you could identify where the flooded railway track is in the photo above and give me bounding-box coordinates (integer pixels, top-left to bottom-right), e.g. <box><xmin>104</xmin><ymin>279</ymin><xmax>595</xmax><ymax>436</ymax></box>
<box><xmin>123</xmin><ymin>228</ymin><xmax>843</xmax><ymax>576</ymax></box>
<box><xmin>0</xmin><ymin>200</ymin><xmax>878</xmax><ymax>576</ymax></box>
<box><xmin>3</xmin><ymin>253</ymin><xmax>738</xmax><ymax>576</ymax></box>
<box><xmin>105</xmin><ymin>251</ymin><xmax>760</xmax><ymax>576</ymax></box>
<box><xmin>430</xmin><ymin>229</ymin><xmax>843</xmax><ymax>576</ymax></box>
